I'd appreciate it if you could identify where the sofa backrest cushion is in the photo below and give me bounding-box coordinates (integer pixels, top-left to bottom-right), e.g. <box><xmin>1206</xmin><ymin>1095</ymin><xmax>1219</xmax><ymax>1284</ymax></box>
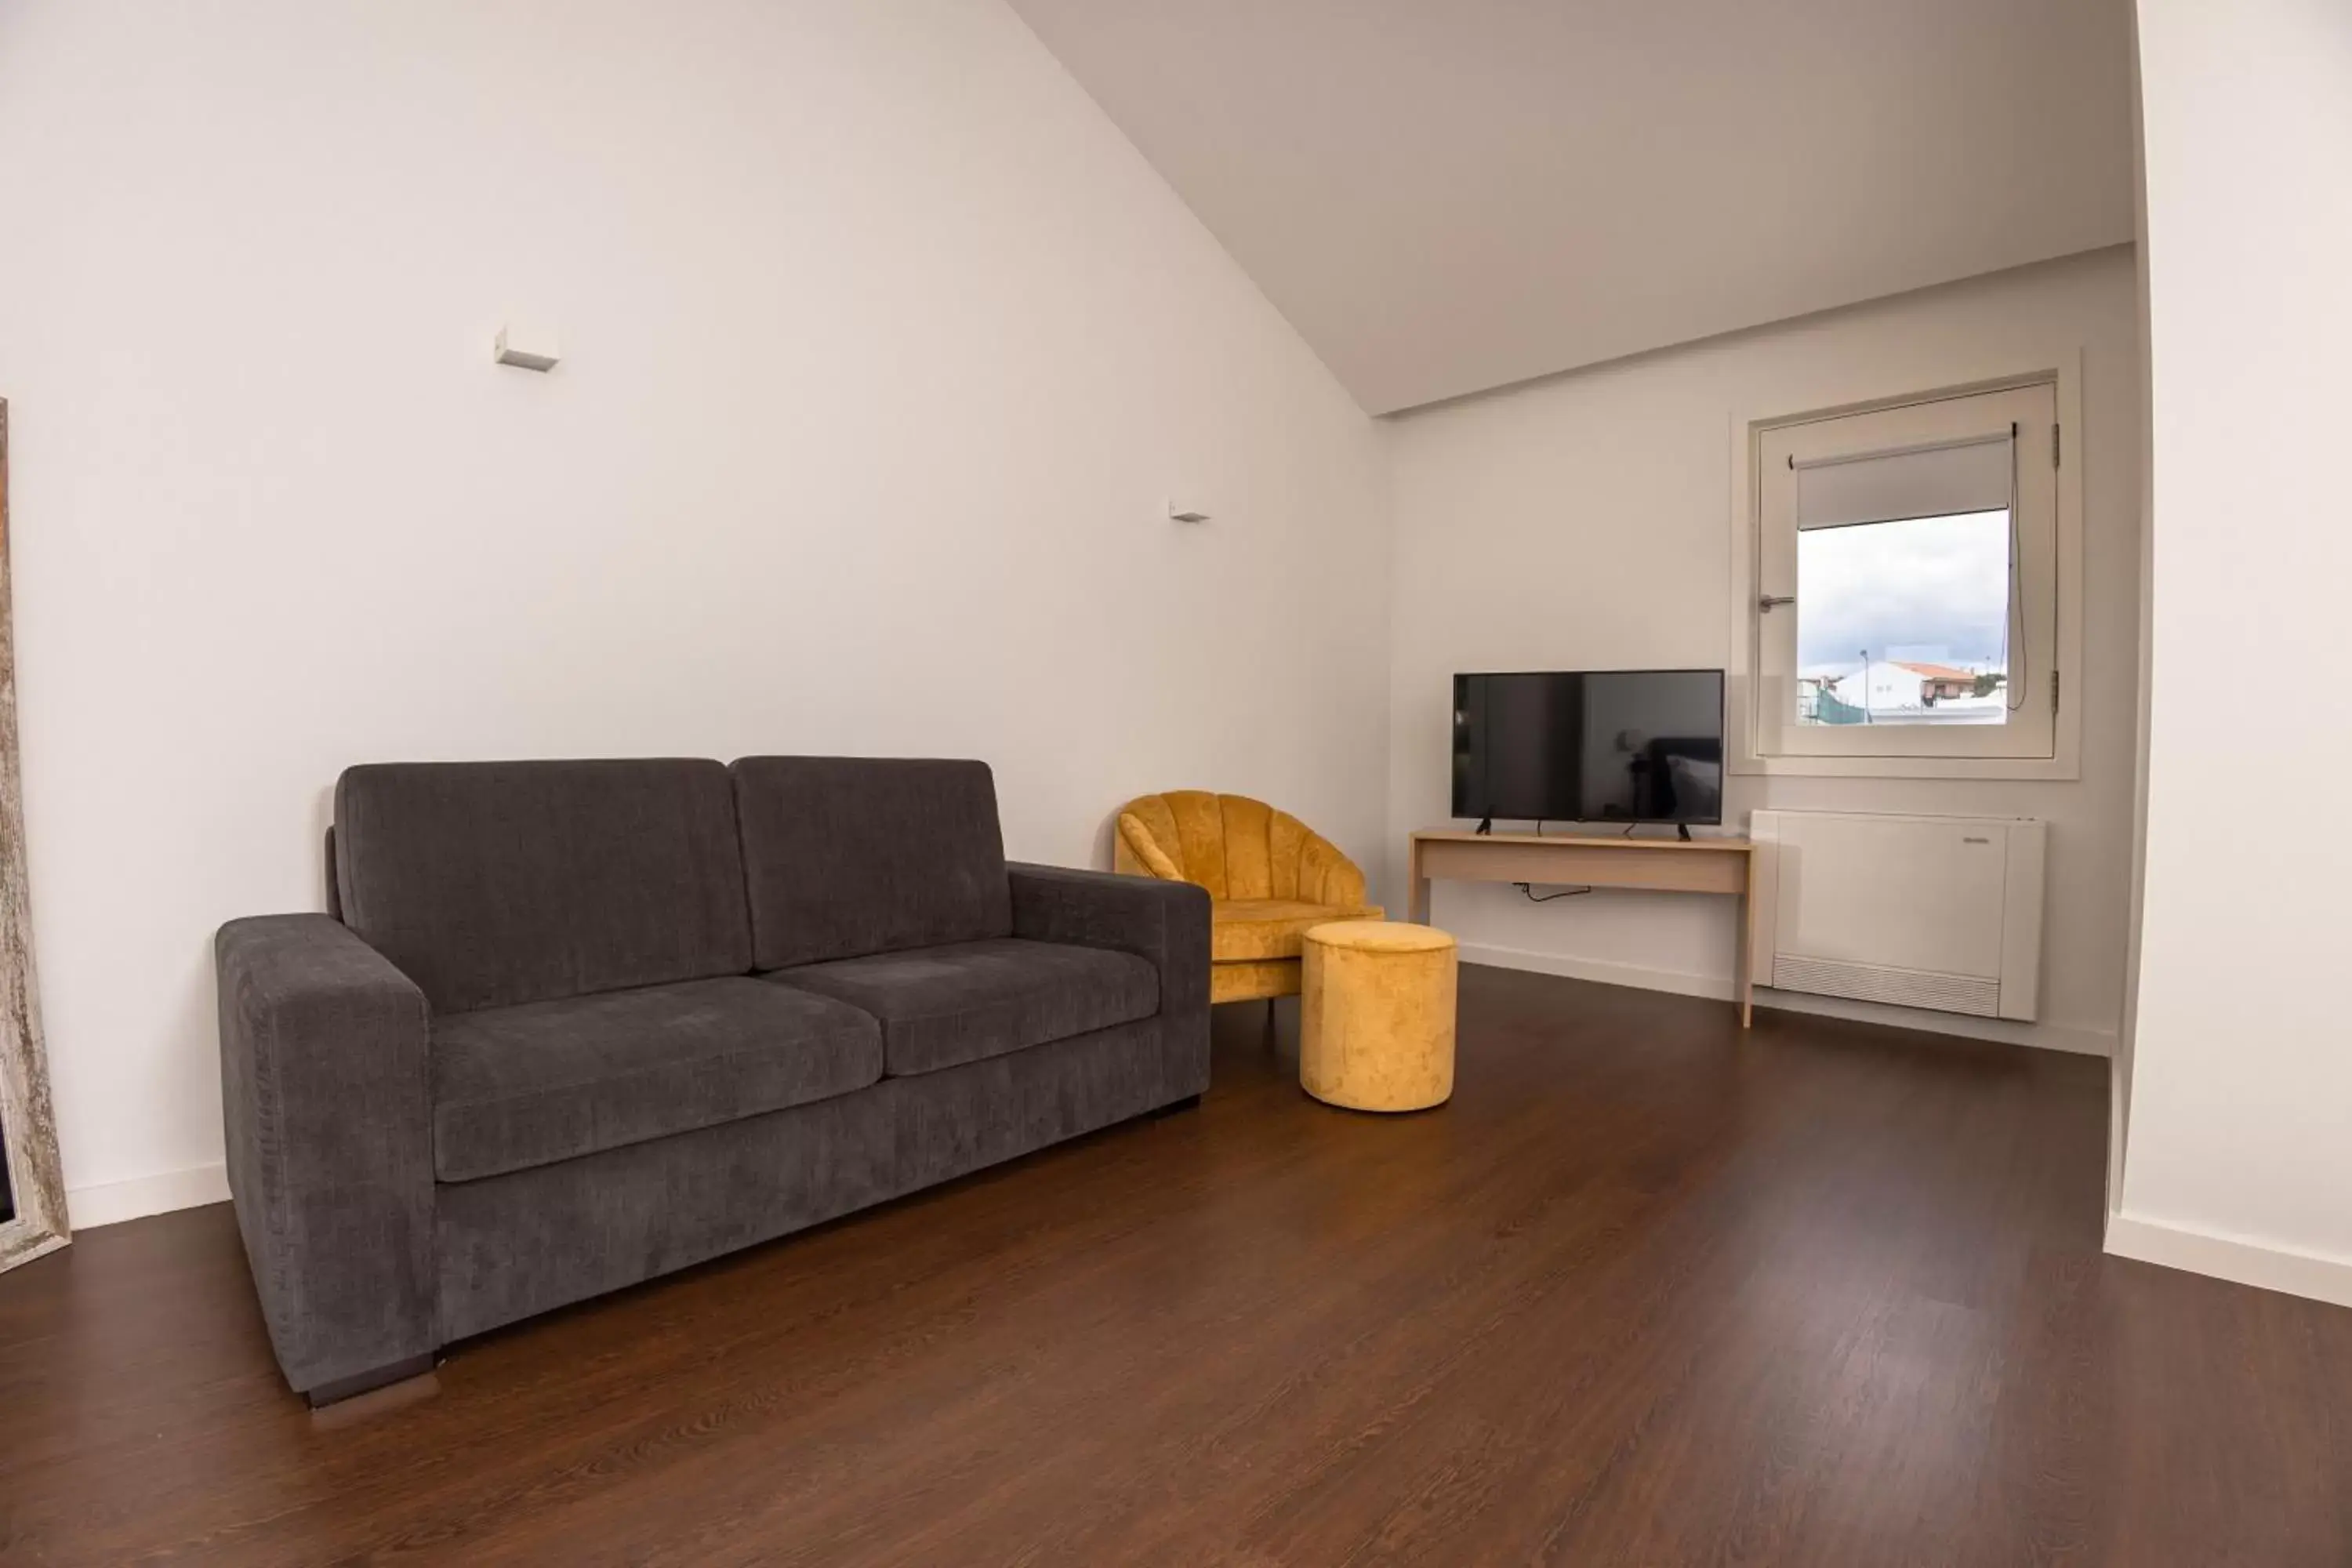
<box><xmin>335</xmin><ymin>759</ymin><xmax>753</xmax><ymax>1014</ymax></box>
<box><xmin>731</xmin><ymin>757</ymin><xmax>1012</xmax><ymax>970</ymax></box>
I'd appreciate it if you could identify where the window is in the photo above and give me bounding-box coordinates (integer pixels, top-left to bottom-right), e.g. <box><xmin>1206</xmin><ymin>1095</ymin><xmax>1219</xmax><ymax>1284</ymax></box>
<box><xmin>1739</xmin><ymin>378</ymin><xmax>2074</xmax><ymax>776</ymax></box>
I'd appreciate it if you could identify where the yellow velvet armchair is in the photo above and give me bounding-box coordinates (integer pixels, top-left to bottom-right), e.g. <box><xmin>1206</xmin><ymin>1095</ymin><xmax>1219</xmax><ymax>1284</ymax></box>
<box><xmin>1114</xmin><ymin>791</ymin><xmax>1382</xmax><ymax>1004</ymax></box>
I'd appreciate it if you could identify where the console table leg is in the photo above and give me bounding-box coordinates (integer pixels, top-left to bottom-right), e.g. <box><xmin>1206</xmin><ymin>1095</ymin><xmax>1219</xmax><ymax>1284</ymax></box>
<box><xmin>1740</xmin><ymin>884</ymin><xmax>1760</xmax><ymax>1028</ymax></box>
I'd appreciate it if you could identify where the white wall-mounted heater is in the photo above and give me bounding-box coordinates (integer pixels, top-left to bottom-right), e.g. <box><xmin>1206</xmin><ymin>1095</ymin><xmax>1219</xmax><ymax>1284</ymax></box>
<box><xmin>1751</xmin><ymin>809</ymin><xmax>2047</xmax><ymax>1021</ymax></box>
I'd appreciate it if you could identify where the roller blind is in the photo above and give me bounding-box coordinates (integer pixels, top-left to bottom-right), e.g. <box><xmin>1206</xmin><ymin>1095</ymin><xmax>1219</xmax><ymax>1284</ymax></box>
<box><xmin>1794</xmin><ymin>433</ymin><xmax>2013</xmax><ymax>531</ymax></box>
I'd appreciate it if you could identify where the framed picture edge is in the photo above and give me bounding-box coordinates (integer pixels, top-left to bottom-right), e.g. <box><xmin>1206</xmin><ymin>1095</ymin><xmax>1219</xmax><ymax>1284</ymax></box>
<box><xmin>0</xmin><ymin>397</ymin><xmax>71</xmax><ymax>1272</ymax></box>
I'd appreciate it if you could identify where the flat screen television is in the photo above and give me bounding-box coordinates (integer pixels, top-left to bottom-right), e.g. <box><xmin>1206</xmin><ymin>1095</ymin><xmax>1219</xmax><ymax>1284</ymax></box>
<box><xmin>1451</xmin><ymin>669</ymin><xmax>1726</xmax><ymax>828</ymax></box>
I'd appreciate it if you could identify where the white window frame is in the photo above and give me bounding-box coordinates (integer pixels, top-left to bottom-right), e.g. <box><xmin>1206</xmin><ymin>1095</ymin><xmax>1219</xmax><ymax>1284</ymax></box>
<box><xmin>1726</xmin><ymin>359</ymin><xmax>2085</xmax><ymax>781</ymax></box>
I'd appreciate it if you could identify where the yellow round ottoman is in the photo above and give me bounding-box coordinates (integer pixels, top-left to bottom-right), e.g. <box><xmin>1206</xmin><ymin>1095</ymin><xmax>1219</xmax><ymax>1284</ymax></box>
<box><xmin>1299</xmin><ymin>920</ymin><xmax>1457</xmax><ymax>1112</ymax></box>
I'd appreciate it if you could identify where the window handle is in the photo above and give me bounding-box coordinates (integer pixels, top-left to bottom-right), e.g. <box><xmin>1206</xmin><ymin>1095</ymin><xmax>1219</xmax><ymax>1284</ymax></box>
<box><xmin>1759</xmin><ymin>593</ymin><xmax>1796</xmax><ymax>612</ymax></box>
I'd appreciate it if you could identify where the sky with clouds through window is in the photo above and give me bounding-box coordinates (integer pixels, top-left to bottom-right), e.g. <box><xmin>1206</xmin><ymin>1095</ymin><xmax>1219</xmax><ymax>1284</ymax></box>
<box><xmin>1795</xmin><ymin>510</ymin><xmax>2011</xmax><ymax>673</ymax></box>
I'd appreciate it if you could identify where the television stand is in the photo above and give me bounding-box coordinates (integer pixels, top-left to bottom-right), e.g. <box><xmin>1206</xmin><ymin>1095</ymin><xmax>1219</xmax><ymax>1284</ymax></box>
<box><xmin>1474</xmin><ymin>817</ymin><xmax>1494</xmax><ymax>836</ymax></box>
<box><xmin>1408</xmin><ymin>826</ymin><xmax>1760</xmax><ymax>1025</ymax></box>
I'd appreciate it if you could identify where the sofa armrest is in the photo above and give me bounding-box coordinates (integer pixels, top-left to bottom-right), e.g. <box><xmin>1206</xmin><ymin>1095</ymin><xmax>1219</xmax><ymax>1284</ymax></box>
<box><xmin>216</xmin><ymin>914</ymin><xmax>436</xmax><ymax>1398</ymax></box>
<box><xmin>1007</xmin><ymin>862</ymin><xmax>1210</xmax><ymax>1018</ymax></box>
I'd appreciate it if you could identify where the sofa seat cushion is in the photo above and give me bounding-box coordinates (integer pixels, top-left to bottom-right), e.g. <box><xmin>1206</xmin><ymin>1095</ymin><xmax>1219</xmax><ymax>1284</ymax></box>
<box><xmin>765</xmin><ymin>938</ymin><xmax>1157</xmax><ymax>1078</ymax></box>
<box><xmin>432</xmin><ymin>978</ymin><xmax>882</xmax><ymax>1182</ymax></box>
<box><xmin>1211</xmin><ymin>899</ymin><xmax>1385</xmax><ymax>963</ymax></box>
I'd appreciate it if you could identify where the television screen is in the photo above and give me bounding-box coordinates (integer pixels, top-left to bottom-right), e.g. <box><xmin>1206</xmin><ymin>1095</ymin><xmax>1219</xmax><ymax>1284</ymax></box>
<box><xmin>1451</xmin><ymin>670</ymin><xmax>1725</xmax><ymax>826</ymax></box>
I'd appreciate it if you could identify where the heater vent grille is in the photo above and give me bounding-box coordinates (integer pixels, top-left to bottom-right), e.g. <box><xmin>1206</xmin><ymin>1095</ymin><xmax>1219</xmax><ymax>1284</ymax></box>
<box><xmin>1771</xmin><ymin>956</ymin><xmax>2002</xmax><ymax>1017</ymax></box>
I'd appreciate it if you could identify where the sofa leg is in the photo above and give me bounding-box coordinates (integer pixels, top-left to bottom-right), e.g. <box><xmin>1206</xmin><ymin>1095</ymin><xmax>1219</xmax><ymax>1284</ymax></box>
<box><xmin>303</xmin><ymin>1352</ymin><xmax>436</xmax><ymax>1409</ymax></box>
<box><xmin>1263</xmin><ymin>997</ymin><xmax>1279</xmax><ymax>1047</ymax></box>
<box><xmin>1152</xmin><ymin>1092</ymin><xmax>1203</xmax><ymax>1117</ymax></box>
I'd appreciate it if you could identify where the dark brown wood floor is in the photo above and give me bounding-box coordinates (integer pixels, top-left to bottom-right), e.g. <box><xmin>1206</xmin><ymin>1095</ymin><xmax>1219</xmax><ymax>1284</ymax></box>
<box><xmin>4</xmin><ymin>966</ymin><xmax>2350</xmax><ymax>1566</ymax></box>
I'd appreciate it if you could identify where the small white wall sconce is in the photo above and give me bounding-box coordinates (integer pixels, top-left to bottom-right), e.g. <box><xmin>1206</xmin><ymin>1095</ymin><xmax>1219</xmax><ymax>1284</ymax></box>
<box><xmin>493</xmin><ymin>321</ymin><xmax>561</xmax><ymax>372</ymax></box>
<box><xmin>1167</xmin><ymin>499</ymin><xmax>1211</xmax><ymax>524</ymax></box>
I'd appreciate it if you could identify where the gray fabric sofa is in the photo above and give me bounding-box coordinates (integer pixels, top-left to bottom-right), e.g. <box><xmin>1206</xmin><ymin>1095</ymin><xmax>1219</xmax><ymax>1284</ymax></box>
<box><xmin>216</xmin><ymin>756</ymin><xmax>1210</xmax><ymax>1404</ymax></box>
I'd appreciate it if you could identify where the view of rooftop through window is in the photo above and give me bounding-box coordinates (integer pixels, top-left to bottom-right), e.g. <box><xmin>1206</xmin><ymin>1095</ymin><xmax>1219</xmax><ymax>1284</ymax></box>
<box><xmin>1795</xmin><ymin>509</ymin><xmax>2011</xmax><ymax>726</ymax></box>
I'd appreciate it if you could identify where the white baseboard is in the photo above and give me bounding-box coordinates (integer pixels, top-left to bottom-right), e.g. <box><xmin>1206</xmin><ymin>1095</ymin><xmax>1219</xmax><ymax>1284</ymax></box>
<box><xmin>2106</xmin><ymin>1211</ymin><xmax>2352</xmax><ymax>1311</ymax></box>
<box><xmin>1457</xmin><ymin>942</ymin><xmax>1736</xmax><ymax>1003</ymax></box>
<box><xmin>67</xmin><ymin>1162</ymin><xmax>230</xmax><ymax>1230</ymax></box>
<box><xmin>1456</xmin><ymin>942</ymin><xmax>2114</xmax><ymax>1057</ymax></box>
<box><xmin>1751</xmin><ymin>988</ymin><xmax>2114</xmax><ymax>1057</ymax></box>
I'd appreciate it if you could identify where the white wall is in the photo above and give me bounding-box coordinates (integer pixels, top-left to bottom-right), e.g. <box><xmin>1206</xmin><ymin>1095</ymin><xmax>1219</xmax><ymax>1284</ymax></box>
<box><xmin>2111</xmin><ymin>0</ymin><xmax>2352</xmax><ymax>1302</ymax></box>
<box><xmin>2110</xmin><ymin>3</ymin><xmax>2157</xmax><ymax>1215</ymax></box>
<box><xmin>0</xmin><ymin>0</ymin><xmax>1392</xmax><ymax>1225</ymax></box>
<box><xmin>1385</xmin><ymin>247</ymin><xmax>2143</xmax><ymax>1055</ymax></box>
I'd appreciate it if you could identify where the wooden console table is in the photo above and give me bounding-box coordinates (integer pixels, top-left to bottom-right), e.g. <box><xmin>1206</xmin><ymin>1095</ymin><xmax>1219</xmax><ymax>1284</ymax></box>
<box><xmin>1406</xmin><ymin>829</ymin><xmax>1762</xmax><ymax>1025</ymax></box>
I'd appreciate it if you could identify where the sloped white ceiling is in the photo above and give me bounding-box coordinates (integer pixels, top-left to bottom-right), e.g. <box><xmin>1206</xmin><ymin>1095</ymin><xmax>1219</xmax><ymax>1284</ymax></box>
<box><xmin>1009</xmin><ymin>0</ymin><xmax>2137</xmax><ymax>413</ymax></box>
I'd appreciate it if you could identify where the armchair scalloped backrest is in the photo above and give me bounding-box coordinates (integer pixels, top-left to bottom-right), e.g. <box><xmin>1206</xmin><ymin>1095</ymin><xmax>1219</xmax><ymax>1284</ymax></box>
<box><xmin>1114</xmin><ymin>792</ymin><xmax>1369</xmax><ymax>909</ymax></box>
